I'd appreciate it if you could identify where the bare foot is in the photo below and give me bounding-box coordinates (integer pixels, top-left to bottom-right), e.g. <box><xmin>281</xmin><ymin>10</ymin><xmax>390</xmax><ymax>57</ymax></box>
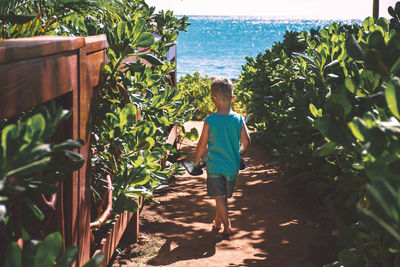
<box><xmin>212</xmin><ymin>220</ymin><xmax>222</xmax><ymax>231</ymax></box>
<box><xmin>222</xmin><ymin>226</ymin><xmax>233</xmax><ymax>235</ymax></box>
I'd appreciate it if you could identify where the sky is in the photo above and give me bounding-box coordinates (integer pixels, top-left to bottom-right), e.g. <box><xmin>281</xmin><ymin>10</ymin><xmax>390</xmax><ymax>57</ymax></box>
<box><xmin>146</xmin><ymin>0</ymin><xmax>399</xmax><ymax>19</ymax></box>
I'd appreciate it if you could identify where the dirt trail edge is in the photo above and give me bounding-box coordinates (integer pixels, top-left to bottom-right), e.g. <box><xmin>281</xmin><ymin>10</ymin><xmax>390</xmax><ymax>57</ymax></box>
<box><xmin>113</xmin><ymin>121</ymin><xmax>337</xmax><ymax>267</ymax></box>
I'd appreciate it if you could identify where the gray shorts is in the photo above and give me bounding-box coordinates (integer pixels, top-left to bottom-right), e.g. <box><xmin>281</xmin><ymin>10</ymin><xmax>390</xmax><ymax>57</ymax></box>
<box><xmin>207</xmin><ymin>173</ymin><xmax>237</xmax><ymax>198</ymax></box>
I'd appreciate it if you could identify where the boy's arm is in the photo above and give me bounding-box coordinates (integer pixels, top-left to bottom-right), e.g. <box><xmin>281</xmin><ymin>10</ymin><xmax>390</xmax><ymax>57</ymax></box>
<box><xmin>240</xmin><ymin>121</ymin><xmax>251</xmax><ymax>154</ymax></box>
<box><xmin>194</xmin><ymin>121</ymin><xmax>209</xmax><ymax>166</ymax></box>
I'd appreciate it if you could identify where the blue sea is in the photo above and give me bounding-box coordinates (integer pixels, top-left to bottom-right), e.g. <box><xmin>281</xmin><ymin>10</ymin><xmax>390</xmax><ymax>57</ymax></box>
<box><xmin>176</xmin><ymin>16</ymin><xmax>360</xmax><ymax>79</ymax></box>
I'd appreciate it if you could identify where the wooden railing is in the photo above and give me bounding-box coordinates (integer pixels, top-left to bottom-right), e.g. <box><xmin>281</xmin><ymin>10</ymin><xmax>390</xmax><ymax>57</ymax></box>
<box><xmin>0</xmin><ymin>35</ymin><xmax>177</xmax><ymax>266</ymax></box>
<box><xmin>0</xmin><ymin>34</ymin><xmax>108</xmax><ymax>266</ymax></box>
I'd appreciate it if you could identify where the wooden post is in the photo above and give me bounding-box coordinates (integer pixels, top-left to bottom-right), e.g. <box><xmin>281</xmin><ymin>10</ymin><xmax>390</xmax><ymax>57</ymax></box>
<box><xmin>373</xmin><ymin>0</ymin><xmax>379</xmax><ymax>20</ymax></box>
<box><xmin>76</xmin><ymin>34</ymin><xmax>108</xmax><ymax>266</ymax></box>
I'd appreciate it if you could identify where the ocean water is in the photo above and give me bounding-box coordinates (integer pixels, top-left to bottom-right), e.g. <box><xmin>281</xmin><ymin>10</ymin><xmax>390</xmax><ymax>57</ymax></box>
<box><xmin>176</xmin><ymin>16</ymin><xmax>360</xmax><ymax>79</ymax></box>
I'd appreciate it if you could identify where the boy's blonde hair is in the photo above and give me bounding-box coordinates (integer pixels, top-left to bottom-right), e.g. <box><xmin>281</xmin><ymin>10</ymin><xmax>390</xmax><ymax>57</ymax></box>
<box><xmin>211</xmin><ymin>77</ymin><xmax>233</xmax><ymax>100</ymax></box>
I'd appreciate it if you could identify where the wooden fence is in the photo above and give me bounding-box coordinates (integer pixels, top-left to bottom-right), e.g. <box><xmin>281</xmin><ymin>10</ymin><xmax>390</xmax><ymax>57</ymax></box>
<box><xmin>0</xmin><ymin>34</ymin><xmax>177</xmax><ymax>266</ymax></box>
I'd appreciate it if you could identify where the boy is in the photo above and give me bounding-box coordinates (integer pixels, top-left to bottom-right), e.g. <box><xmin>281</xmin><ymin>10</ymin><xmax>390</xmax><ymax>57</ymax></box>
<box><xmin>194</xmin><ymin>77</ymin><xmax>251</xmax><ymax>236</ymax></box>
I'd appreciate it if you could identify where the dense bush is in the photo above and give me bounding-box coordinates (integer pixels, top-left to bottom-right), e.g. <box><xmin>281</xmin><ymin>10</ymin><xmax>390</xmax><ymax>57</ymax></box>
<box><xmin>178</xmin><ymin>72</ymin><xmax>214</xmax><ymax>120</ymax></box>
<box><xmin>0</xmin><ymin>103</ymin><xmax>103</xmax><ymax>266</ymax></box>
<box><xmin>88</xmin><ymin>1</ymin><xmax>191</xmax><ymax>217</ymax></box>
<box><xmin>237</xmin><ymin>3</ymin><xmax>400</xmax><ymax>265</ymax></box>
<box><xmin>178</xmin><ymin>72</ymin><xmax>246</xmax><ymax>120</ymax></box>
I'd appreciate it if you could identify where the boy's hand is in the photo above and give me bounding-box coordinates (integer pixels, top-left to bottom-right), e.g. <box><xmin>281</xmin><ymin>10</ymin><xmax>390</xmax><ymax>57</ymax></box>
<box><xmin>183</xmin><ymin>160</ymin><xmax>203</xmax><ymax>176</ymax></box>
<box><xmin>191</xmin><ymin>165</ymin><xmax>203</xmax><ymax>176</ymax></box>
<box><xmin>239</xmin><ymin>158</ymin><xmax>246</xmax><ymax>170</ymax></box>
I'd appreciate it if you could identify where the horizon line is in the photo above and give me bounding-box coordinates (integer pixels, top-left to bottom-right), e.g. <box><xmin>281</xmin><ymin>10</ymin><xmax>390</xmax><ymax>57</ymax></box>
<box><xmin>172</xmin><ymin>14</ymin><xmax>378</xmax><ymax>20</ymax></box>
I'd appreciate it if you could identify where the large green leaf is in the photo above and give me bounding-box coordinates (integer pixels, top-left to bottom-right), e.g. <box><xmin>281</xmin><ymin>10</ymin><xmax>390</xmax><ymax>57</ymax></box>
<box><xmin>21</xmin><ymin>240</ymin><xmax>38</xmax><ymax>267</ymax></box>
<box><xmin>365</xmin><ymin>161</ymin><xmax>399</xmax><ymax>183</ymax></box>
<box><xmin>388</xmin><ymin>33</ymin><xmax>400</xmax><ymax>51</ymax></box>
<box><xmin>137</xmin><ymin>137</ymin><xmax>155</xmax><ymax>150</ymax></box>
<box><xmin>131</xmin><ymin>53</ymin><xmax>164</xmax><ymax>66</ymax></box>
<box><xmin>136</xmin><ymin>32</ymin><xmax>154</xmax><ymax>47</ymax></box>
<box><xmin>151</xmin><ymin>171</ymin><xmax>169</xmax><ymax>181</ymax></box>
<box><xmin>114</xmin><ymin>195</ymin><xmax>139</xmax><ymax>213</ymax></box>
<box><xmin>338</xmin><ymin>249</ymin><xmax>361</xmax><ymax>267</ymax></box>
<box><xmin>376</xmin><ymin>17</ymin><xmax>389</xmax><ymax>32</ymax></box>
<box><xmin>44</xmin><ymin>160</ymin><xmax>84</xmax><ymax>173</ymax></box>
<box><xmin>358</xmin><ymin>180</ymin><xmax>400</xmax><ymax>242</ymax></box>
<box><xmin>56</xmin><ymin>246</ymin><xmax>78</xmax><ymax>267</ymax></box>
<box><xmin>385</xmin><ymin>77</ymin><xmax>400</xmax><ymax>119</ymax></box>
<box><xmin>157</xmin><ymin>116</ymin><xmax>170</xmax><ymax>127</ymax></box>
<box><xmin>363</xmin><ymin>17</ymin><xmax>375</xmax><ymax>30</ymax></box>
<box><xmin>312</xmin><ymin>141</ymin><xmax>337</xmax><ymax>157</ymax></box>
<box><xmin>81</xmin><ymin>253</ymin><xmax>104</xmax><ymax>267</ymax></box>
<box><xmin>25</xmin><ymin>198</ymin><xmax>45</xmax><ymax>221</ymax></box>
<box><xmin>348</xmin><ymin>118</ymin><xmax>368</xmax><ymax>142</ymax></box>
<box><xmin>120</xmin><ymin>103</ymin><xmax>137</xmax><ymax>126</ymax></box>
<box><xmin>292</xmin><ymin>52</ymin><xmax>317</xmax><ymax>68</ymax></box>
<box><xmin>345</xmin><ymin>35</ymin><xmax>364</xmax><ymax>61</ymax></box>
<box><xmin>327</xmin><ymin>92</ymin><xmax>352</xmax><ymax>120</ymax></box>
<box><xmin>368</xmin><ymin>30</ymin><xmax>386</xmax><ymax>50</ymax></box>
<box><xmin>315</xmin><ymin>117</ymin><xmax>350</xmax><ymax>146</ymax></box>
<box><xmin>52</xmin><ymin>139</ymin><xmax>84</xmax><ymax>151</ymax></box>
<box><xmin>27</xmin><ymin>114</ymin><xmax>46</xmax><ymax>140</ymax></box>
<box><xmin>33</xmin><ymin>232</ymin><xmax>62</xmax><ymax>267</ymax></box>
<box><xmin>2</xmin><ymin>124</ymin><xmax>18</xmax><ymax>161</ymax></box>
<box><xmin>344</xmin><ymin>77</ymin><xmax>356</xmax><ymax>94</ymax></box>
<box><xmin>389</xmin><ymin>6</ymin><xmax>397</xmax><ymax>18</ymax></box>
<box><xmin>4</xmin><ymin>242</ymin><xmax>21</xmax><ymax>267</ymax></box>
<box><xmin>6</xmin><ymin>157</ymin><xmax>51</xmax><ymax>178</ymax></box>
<box><xmin>132</xmin><ymin>19</ymin><xmax>146</xmax><ymax>41</ymax></box>
<box><xmin>367</xmin><ymin>182</ymin><xmax>393</xmax><ymax>217</ymax></box>
<box><xmin>116</xmin><ymin>21</ymin><xmax>127</xmax><ymax>43</ymax></box>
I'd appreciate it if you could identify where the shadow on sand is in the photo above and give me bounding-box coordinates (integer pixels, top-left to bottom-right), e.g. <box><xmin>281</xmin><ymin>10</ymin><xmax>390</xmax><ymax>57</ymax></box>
<box><xmin>114</xmin><ymin>139</ymin><xmax>338</xmax><ymax>266</ymax></box>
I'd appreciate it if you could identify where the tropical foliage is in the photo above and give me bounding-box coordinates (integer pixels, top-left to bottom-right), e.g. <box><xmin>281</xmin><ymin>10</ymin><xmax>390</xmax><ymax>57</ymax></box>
<box><xmin>0</xmin><ymin>103</ymin><xmax>83</xmax><ymax>240</ymax></box>
<box><xmin>87</xmin><ymin>1</ymin><xmax>191</xmax><ymax>218</ymax></box>
<box><xmin>0</xmin><ymin>103</ymin><xmax>104</xmax><ymax>266</ymax></box>
<box><xmin>0</xmin><ymin>0</ymin><xmax>191</xmax><ymax>264</ymax></box>
<box><xmin>177</xmin><ymin>72</ymin><xmax>214</xmax><ymax>120</ymax></box>
<box><xmin>4</xmin><ymin>232</ymin><xmax>104</xmax><ymax>267</ymax></box>
<box><xmin>178</xmin><ymin>72</ymin><xmax>246</xmax><ymax>120</ymax></box>
<box><xmin>236</xmin><ymin>3</ymin><xmax>400</xmax><ymax>265</ymax></box>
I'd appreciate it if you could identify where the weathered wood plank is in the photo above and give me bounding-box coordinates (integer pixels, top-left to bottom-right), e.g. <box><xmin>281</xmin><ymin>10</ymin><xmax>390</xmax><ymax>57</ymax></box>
<box><xmin>76</xmin><ymin>35</ymin><xmax>108</xmax><ymax>265</ymax></box>
<box><xmin>0</xmin><ymin>36</ymin><xmax>84</xmax><ymax>64</ymax></box>
<box><xmin>85</xmin><ymin>34</ymin><xmax>108</xmax><ymax>54</ymax></box>
<box><xmin>95</xmin><ymin>211</ymin><xmax>134</xmax><ymax>267</ymax></box>
<box><xmin>0</xmin><ymin>53</ymin><xmax>78</xmax><ymax>119</ymax></box>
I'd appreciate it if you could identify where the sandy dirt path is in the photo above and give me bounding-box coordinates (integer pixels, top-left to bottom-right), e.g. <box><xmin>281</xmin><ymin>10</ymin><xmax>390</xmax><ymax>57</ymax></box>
<box><xmin>113</xmin><ymin>121</ymin><xmax>337</xmax><ymax>267</ymax></box>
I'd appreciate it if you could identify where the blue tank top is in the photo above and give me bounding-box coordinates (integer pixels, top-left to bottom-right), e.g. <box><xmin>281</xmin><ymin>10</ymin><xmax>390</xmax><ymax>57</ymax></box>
<box><xmin>205</xmin><ymin>112</ymin><xmax>244</xmax><ymax>176</ymax></box>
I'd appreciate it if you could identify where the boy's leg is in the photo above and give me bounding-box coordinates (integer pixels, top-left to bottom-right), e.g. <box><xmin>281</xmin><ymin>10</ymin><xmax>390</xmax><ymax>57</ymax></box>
<box><xmin>213</xmin><ymin>208</ymin><xmax>222</xmax><ymax>229</ymax></box>
<box><xmin>214</xmin><ymin>196</ymin><xmax>232</xmax><ymax>234</ymax></box>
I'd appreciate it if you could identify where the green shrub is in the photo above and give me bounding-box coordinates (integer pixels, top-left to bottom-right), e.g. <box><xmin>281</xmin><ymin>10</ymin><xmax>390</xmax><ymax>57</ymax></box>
<box><xmin>0</xmin><ymin>102</ymin><xmax>84</xmax><ymax>240</ymax></box>
<box><xmin>178</xmin><ymin>72</ymin><xmax>214</xmax><ymax>120</ymax></box>
<box><xmin>4</xmin><ymin>232</ymin><xmax>103</xmax><ymax>267</ymax></box>
<box><xmin>237</xmin><ymin>3</ymin><xmax>400</xmax><ymax>264</ymax></box>
<box><xmin>179</xmin><ymin>72</ymin><xmax>246</xmax><ymax>120</ymax></box>
<box><xmin>88</xmin><ymin>2</ymin><xmax>192</xmax><ymax>217</ymax></box>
